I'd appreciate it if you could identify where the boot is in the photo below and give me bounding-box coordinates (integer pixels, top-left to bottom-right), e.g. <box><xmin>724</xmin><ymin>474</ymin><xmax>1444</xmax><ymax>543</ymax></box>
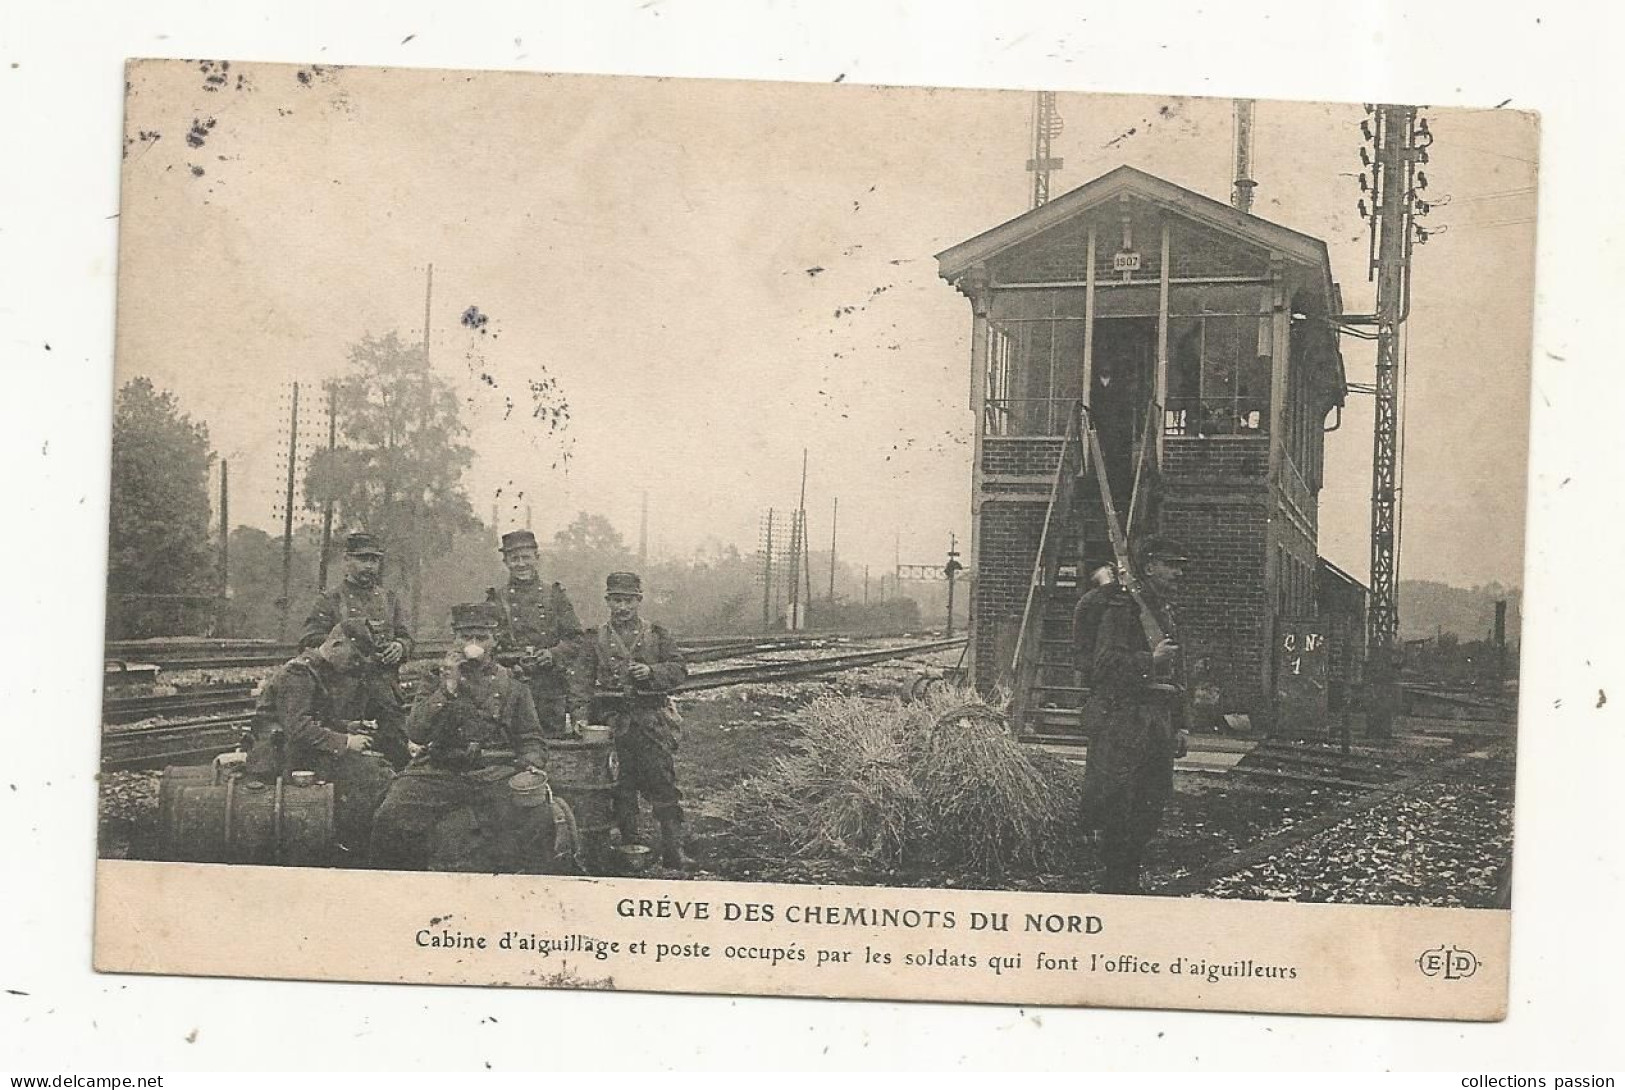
<box><xmin>613</xmin><ymin>793</ymin><xmax>641</xmax><ymax>845</ymax></box>
<box><xmin>657</xmin><ymin>813</ymin><xmax>691</xmax><ymax>871</ymax></box>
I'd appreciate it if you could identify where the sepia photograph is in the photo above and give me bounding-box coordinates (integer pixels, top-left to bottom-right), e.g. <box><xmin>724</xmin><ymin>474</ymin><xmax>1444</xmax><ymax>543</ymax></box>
<box><xmin>90</xmin><ymin>56</ymin><xmax>1534</xmax><ymax>1018</ymax></box>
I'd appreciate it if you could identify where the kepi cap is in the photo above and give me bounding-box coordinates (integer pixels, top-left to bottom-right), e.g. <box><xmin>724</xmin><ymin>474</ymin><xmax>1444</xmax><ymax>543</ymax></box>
<box><xmin>499</xmin><ymin>529</ymin><xmax>539</xmax><ymax>553</ymax></box>
<box><xmin>605</xmin><ymin>571</ymin><xmax>643</xmax><ymax>597</ymax></box>
<box><xmin>344</xmin><ymin>531</ymin><xmax>385</xmax><ymax>557</ymax></box>
<box><xmin>1138</xmin><ymin>535</ymin><xmax>1192</xmax><ymax>563</ymax></box>
<box><xmin>451</xmin><ymin>602</ymin><xmax>502</xmax><ymax>631</ymax></box>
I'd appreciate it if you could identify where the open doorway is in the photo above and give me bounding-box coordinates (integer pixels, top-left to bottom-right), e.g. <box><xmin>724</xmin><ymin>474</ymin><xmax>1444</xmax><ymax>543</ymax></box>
<box><xmin>1089</xmin><ymin>317</ymin><xmax>1157</xmax><ymax>512</ymax></box>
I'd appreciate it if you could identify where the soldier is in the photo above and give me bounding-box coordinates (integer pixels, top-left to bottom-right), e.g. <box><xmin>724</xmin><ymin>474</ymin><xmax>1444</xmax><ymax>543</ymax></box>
<box><xmin>300</xmin><ymin>531</ymin><xmax>413</xmax><ymax>769</ymax></box>
<box><xmin>1077</xmin><ymin>535</ymin><xmax>1192</xmax><ymax>895</ymax></box>
<box><xmin>245</xmin><ymin>619</ymin><xmax>396</xmax><ymax>858</ymax></box>
<box><xmin>487</xmin><ymin>529</ymin><xmax>584</xmax><ymax>736</ymax></box>
<box><xmin>572</xmin><ymin>572</ymin><xmax>691</xmax><ymax>869</ymax></box>
<box><xmin>369</xmin><ymin>602</ymin><xmax>549</xmax><ymax>873</ymax></box>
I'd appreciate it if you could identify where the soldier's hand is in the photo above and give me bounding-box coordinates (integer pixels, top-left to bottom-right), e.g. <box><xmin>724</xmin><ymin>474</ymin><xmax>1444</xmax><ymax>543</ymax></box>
<box><xmin>441</xmin><ymin>650</ymin><xmax>463</xmax><ymax>694</ymax></box>
<box><xmin>628</xmin><ymin>662</ymin><xmax>653</xmax><ymax>683</ymax></box>
<box><xmin>1151</xmin><ymin>639</ymin><xmax>1180</xmax><ymax>670</ymax></box>
<box><xmin>522</xmin><ymin>647</ymin><xmax>554</xmax><ymax>671</ymax></box>
<box><xmin>344</xmin><ymin>733</ymin><xmax>371</xmax><ymax>753</ymax></box>
<box><xmin>1173</xmin><ymin>729</ymin><xmax>1190</xmax><ymax>760</ymax></box>
<box><xmin>378</xmin><ymin>641</ymin><xmax>405</xmax><ymax>666</ymax></box>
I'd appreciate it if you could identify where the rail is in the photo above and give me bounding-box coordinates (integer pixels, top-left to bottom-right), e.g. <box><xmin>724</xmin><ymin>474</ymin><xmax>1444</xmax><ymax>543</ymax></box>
<box><xmin>100</xmin><ymin>636</ymin><xmax>967</xmax><ymax>772</ymax></box>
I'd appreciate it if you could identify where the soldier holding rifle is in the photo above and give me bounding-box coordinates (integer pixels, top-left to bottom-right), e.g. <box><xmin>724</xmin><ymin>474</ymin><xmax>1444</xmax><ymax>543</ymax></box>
<box><xmin>487</xmin><ymin>529</ymin><xmax>584</xmax><ymax>736</ymax></box>
<box><xmin>1078</xmin><ymin>534</ymin><xmax>1193</xmax><ymax>895</ymax></box>
<box><xmin>300</xmin><ymin>530</ymin><xmax>412</xmax><ymax>769</ymax></box>
<box><xmin>572</xmin><ymin>572</ymin><xmax>691</xmax><ymax>869</ymax></box>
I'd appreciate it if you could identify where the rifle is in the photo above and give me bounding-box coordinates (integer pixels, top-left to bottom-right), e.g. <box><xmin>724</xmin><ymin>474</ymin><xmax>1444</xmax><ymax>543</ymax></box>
<box><xmin>1081</xmin><ymin>407</ymin><xmax>1190</xmax><ymax>709</ymax></box>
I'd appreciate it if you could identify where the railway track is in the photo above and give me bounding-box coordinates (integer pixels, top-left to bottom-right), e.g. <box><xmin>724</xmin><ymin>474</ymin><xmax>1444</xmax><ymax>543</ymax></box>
<box><xmin>101</xmin><ymin>636</ymin><xmax>966</xmax><ymax>773</ymax></box>
<box><xmin>104</xmin><ymin>632</ymin><xmax>887</xmax><ymax>674</ymax></box>
<box><xmin>103</xmin><ymin>685</ymin><xmax>258</xmax><ymax>725</ymax></box>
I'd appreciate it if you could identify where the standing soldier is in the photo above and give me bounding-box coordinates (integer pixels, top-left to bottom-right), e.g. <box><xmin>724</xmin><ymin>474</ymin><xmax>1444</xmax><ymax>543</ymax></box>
<box><xmin>1078</xmin><ymin>535</ymin><xmax>1192</xmax><ymax>895</ymax></box>
<box><xmin>488</xmin><ymin>529</ymin><xmax>584</xmax><ymax>736</ymax></box>
<box><xmin>369</xmin><ymin>603</ymin><xmax>549</xmax><ymax>872</ymax></box>
<box><xmin>246</xmin><ymin>619</ymin><xmax>396</xmax><ymax>858</ymax></box>
<box><xmin>572</xmin><ymin>572</ymin><xmax>690</xmax><ymax>869</ymax></box>
<box><xmin>301</xmin><ymin>531</ymin><xmax>412</xmax><ymax>769</ymax></box>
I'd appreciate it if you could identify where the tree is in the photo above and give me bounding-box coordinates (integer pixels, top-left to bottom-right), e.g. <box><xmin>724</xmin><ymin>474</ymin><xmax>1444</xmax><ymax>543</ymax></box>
<box><xmin>107</xmin><ymin>377</ymin><xmax>217</xmax><ymax>638</ymax></box>
<box><xmin>306</xmin><ymin>332</ymin><xmax>479</xmax><ymax>635</ymax></box>
<box><xmin>553</xmin><ymin>511</ymin><xmax>633</xmax><ymax>559</ymax></box>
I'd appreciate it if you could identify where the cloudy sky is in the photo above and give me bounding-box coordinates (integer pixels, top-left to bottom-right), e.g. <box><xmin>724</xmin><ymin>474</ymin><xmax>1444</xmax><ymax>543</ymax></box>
<box><xmin>115</xmin><ymin>62</ymin><xmax>1536</xmax><ymax>587</ymax></box>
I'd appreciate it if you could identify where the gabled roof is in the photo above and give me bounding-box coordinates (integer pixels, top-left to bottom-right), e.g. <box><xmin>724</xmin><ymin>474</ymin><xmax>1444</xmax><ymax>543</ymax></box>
<box><xmin>936</xmin><ymin>165</ymin><xmax>1335</xmax><ymax>294</ymax></box>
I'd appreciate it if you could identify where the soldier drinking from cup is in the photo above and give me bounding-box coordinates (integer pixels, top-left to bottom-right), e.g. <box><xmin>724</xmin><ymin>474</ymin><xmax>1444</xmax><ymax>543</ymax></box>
<box><xmin>369</xmin><ymin>603</ymin><xmax>549</xmax><ymax>873</ymax></box>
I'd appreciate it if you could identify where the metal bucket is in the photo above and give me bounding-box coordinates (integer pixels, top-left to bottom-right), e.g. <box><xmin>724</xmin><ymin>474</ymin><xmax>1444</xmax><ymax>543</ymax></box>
<box><xmin>158</xmin><ymin>771</ymin><xmax>335</xmax><ymax>865</ymax></box>
<box><xmin>544</xmin><ymin>733</ymin><xmax>618</xmax><ymax>839</ymax></box>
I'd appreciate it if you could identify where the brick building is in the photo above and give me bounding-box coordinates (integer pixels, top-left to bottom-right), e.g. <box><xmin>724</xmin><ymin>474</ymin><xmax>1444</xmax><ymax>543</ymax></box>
<box><xmin>935</xmin><ymin>166</ymin><xmax>1360</xmax><ymax>732</ymax></box>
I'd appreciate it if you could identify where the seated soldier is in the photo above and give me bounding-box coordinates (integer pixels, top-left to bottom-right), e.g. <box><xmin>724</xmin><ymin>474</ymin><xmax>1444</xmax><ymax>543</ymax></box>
<box><xmin>369</xmin><ymin>602</ymin><xmax>550</xmax><ymax>873</ymax></box>
<box><xmin>245</xmin><ymin>619</ymin><xmax>395</xmax><ymax>859</ymax></box>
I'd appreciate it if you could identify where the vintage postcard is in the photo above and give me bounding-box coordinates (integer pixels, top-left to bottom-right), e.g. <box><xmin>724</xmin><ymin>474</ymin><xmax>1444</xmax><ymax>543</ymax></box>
<box><xmin>96</xmin><ymin>60</ymin><xmax>1534</xmax><ymax>1020</ymax></box>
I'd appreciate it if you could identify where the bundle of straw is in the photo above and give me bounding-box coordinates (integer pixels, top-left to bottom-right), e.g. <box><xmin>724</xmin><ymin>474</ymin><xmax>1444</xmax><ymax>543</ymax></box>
<box><xmin>722</xmin><ymin>688</ymin><xmax>1085</xmax><ymax>877</ymax></box>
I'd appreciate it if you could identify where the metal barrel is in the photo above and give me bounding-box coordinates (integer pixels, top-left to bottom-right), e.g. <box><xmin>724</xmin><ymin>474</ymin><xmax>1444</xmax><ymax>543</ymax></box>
<box><xmin>543</xmin><ymin>733</ymin><xmax>618</xmax><ymax>838</ymax></box>
<box><xmin>158</xmin><ymin>769</ymin><xmax>335</xmax><ymax>865</ymax></box>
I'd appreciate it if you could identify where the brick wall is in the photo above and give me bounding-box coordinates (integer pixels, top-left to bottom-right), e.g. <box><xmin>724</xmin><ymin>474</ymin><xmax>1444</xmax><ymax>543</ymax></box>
<box><xmin>981</xmin><ymin>437</ymin><xmax>1066</xmax><ymax>479</ymax></box>
<box><xmin>1161</xmin><ymin>494</ymin><xmax>1272</xmax><ymax>715</ymax></box>
<box><xmin>1163</xmin><ymin>436</ymin><xmax>1269</xmax><ymax>483</ymax></box>
<box><xmin>973</xmin><ymin>499</ymin><xmax>1049</xmax><ymax>687</ymax></box>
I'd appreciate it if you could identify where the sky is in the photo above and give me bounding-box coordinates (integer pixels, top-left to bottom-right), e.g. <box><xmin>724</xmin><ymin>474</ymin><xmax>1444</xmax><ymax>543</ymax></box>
<box><xmin>115</xmin><ymin>62</ymin><xmax>1537</xmax><ymax>588</ymax></box>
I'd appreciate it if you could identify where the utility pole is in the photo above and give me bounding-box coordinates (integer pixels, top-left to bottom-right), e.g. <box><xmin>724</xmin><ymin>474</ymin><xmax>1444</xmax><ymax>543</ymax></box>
<box><xmin>638</xmin><ymin>490</ymin><xmax>648</xmax><ymax>567</ymax></box>
<box><xmin>828</xmin><ymin>496</ymin><xmax>838</xmax><ymax>602</ymax></box>
<box><xmin>945</xmin><ymin>533</ymin><xmax>963</xmax><ymax>637</ymax></box>
<box><xmin>278</xmin><ymin>382</ymin><xmax>300</xmax><ymax>640</ymax></box>
<box><xmin>411</xmin><ymin>263</ymin><xmax>433</xmax><ymax>642</ymax></box>
<box><xmin>317</xmin><ymin>383</ymin><xmax>338</xmax><ymax>591</ymax></box>
<box><xmin>1357</xmin><ymin>104</ymin><xmax>1432</xmax><ymax>738</ymax></box>
<box><xmin>761</xmin><ymin>508</ymin><xmax>775</xmax><ymax>630</ymax></box>
<box><xmin>1027</xmin><ymin>91</ymin><xmax>1065</xmax><ymax>209</ymax></box>
<box><xmin>787</xmin><ymin>450</ymin><xmax>808</xmax><ymax>630</ymax></box>
<box><xmin>864</xmin><ymin>565</ymin><xmax>869</xmax><ymax>605</ymax></box>
<box><xmin>217</xmin><ymin>459</ymin><xmax>230</xmax><ymax>634</ymax></box>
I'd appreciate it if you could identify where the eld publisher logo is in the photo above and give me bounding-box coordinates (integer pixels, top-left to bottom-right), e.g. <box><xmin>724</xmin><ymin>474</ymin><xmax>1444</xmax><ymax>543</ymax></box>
<box><xmin>1417</xmin><ymin>945</ymin><xmax>1480</xmax><ymax>980</ymax></box>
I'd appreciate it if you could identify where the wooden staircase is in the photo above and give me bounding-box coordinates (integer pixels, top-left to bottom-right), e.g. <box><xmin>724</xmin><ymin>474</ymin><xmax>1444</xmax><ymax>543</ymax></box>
<box><xmin>1009</xmin><ymin>400</ymin><xmax>1161</xmax><ymax>743</ymax></box>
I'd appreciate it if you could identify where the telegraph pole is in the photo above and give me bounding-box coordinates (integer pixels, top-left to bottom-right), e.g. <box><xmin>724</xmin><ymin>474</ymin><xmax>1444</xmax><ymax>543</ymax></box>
<box><xmin>828</xmin><ymin>497</ymin><xmax>838</xmax><ymax>601</ymax></box>
<box><xmin>217</xmin><ymin>459</ymin><xmax>230</xmax><ymax>633</ymax></box>
<box><xmin>278</xmin><ymin>382</ymin><xmax>300</xmax><ymax>640</ymax></box>
<box><xmin>761</xmin><ymin>508</ymin><xmax>775</xmax><ymax>630</ymax></box>
<box><xmin>1358</xmin><ymin>104</ymin><xmax>1432</xmax><ymax>738</ymax></box>
<box><xmin>317</xmin><ymin>383</ymin><xmax>338</xmax><ymax>591</ymax></box>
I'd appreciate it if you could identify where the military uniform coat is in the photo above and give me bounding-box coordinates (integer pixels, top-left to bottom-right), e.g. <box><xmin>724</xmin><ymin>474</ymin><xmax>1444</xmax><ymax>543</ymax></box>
<box><xmin>300</xmin><ymin>577</ymin><xmax>413</xmax><ymax>763</ymax></box>
<box><xmin>1078</xmin><ymin>583</ymin><xmax>1185</xmax><ymax>889</ymax></box>
<box><xmin>370</xmin><ymin>660</ymin><xmax>548</xmax><ymax>872</ymax></box>
<box><xmin>488</xmin><ymin>578</ymin><xmax>583</xmax><ymax>731</ymax></box>
<box><xmin>247</xmin><ymin>649</ymin><xmax>393</xmax><ymax>851</ymax></box>
<box><xmin>574</xmin><ymin>619</ymin><xmax>688</xmax><ymax>814</ymax></box>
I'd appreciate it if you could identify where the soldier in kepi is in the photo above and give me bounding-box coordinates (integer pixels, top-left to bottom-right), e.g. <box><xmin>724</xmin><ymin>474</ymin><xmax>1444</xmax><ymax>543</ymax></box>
<box><xmin>300</xmin><ymin>531</ymin><xmax>412</xmax><ymax>769</ymax></box>
<box><xmin>245</xmin><ymin>619</ymin><xmax>396</xmax><ymax>859</ymax></box>
<box><xmin>1078</xmin><ymin>535</ymin><xmax>1193</xmax><ymax>895</ymax></box>
<box><xmin>573</xmin><ymin>572</ymin><xmax>691</xmax><ymax>870</ymax></box>
<box><xmin>369</xmin><ymin>603</ymin><xmax>550</xmax><ymax>873</ymax></box>
<box><xmin>487</xmin><ymin>529</ymin><xmax>584</xmax><ymax>736</ymax></box>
